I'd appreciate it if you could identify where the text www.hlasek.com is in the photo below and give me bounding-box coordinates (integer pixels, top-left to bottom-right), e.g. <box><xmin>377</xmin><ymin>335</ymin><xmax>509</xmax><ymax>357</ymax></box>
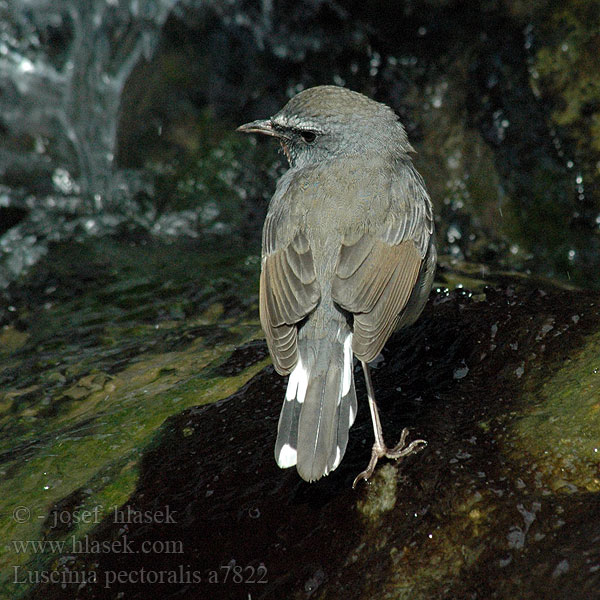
<box><xmin>12</xmin><ymin>535</ymin><xmax>183</xmax><ymax>556</ymax></box>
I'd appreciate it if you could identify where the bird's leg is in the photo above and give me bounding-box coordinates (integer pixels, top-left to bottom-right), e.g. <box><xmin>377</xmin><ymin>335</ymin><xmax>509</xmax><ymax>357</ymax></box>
<box><xmin>352</xmin><ymin>360</ymin><xmax>427</xmax><ymax>489</ymax></box>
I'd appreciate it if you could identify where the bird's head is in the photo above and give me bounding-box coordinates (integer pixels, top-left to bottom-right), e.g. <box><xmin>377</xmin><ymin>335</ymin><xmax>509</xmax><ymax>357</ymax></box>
<box><xmin>237</xmin><ymin>85</ymin><xmax>413</xmax><ymax>169</ymax></box>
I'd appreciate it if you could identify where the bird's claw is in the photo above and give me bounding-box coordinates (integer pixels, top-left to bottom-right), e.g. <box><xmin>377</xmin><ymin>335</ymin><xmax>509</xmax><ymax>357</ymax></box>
<box><xmin>352</xmin><ymin>428</ymin><xmax>427</xmax><ymax>489</ymax></box>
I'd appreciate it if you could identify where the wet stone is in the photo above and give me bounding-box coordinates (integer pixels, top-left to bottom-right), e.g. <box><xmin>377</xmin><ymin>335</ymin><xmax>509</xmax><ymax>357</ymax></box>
<box><xmin>213</xmin><ymin>339</ymin><xmax>270</xmax><ymax>377</ymax></box>
<box><xmin>25</xmin><ymin>277</ymin><xmax>600</xmax><ymax>600</ymax></box>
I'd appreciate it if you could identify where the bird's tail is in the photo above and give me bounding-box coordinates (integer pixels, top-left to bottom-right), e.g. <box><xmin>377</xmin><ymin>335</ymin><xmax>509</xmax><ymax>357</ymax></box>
<box><xmin>275</xmin><ymin>322</ymin><xmax>357</xmax><ymax>482</ymax></box>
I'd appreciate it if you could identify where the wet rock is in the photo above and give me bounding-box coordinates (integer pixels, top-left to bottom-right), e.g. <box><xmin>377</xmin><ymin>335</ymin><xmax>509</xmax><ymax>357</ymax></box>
<box><xmin>213</xmin><ymin>339</ymin><xmax>271</xmax><ymax>377</ymax></box>
<box><xmin>25</xmin><ymin>275</ymin><xmax>600</xmax><ymax>600</ymax></box>
<box><xmin>40</xmin><ymin>488</ymin><xmax>90</xmax><ymax>539</ymax></box>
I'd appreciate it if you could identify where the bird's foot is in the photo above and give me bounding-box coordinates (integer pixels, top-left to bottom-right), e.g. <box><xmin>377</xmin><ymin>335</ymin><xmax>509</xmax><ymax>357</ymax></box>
<box><xmin>352</xmin><ymin>428</ymin><xmax>427</xmax><ymax>489</ymax></box>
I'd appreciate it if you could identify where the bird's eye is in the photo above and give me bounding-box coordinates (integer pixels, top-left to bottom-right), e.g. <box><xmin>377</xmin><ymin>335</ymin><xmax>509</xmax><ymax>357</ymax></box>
<box><xmin>300</xmin><ymin>130</ymin><xmax>317</xmax><ymax>143</ymax></box>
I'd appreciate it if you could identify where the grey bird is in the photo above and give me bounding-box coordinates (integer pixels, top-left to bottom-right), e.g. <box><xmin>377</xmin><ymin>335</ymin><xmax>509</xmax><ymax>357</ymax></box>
<box><xmin>238</xmin><ymin>85</ymin><xmax>436</xmax><ymax>486</ymax></box>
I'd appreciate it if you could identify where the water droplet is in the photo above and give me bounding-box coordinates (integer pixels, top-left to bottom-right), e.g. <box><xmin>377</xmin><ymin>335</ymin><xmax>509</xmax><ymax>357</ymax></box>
<box><xmin>19</xmin><ymin>58</ymin><xmax>35</xmax><ymax>73</ymax></box>
<box><xmin>499</xmin><ymin>555</ymin><xmax>512</xmax><ymax>567</ymax></box>
<box><xmin>52</xmin><ymin>168</ymin><xmax>80</xmax><ymax>194</ymax></box>
<box><xmin>453</xmin><ymin>363</ymin><xmax>469</xmax><ymax>380</ymax></box>
<box><xmin>447</xmin><ymin>225</ymin><xmax>462</xmax><ymax>243</ymax></box>
<box><xmin>552</xmin><ymin>559</ymin><xmax>569</xmax><ymax>578</ymax></box>
<box><xmin>333</xmin><ymin>73</ymin><xmax>345</xmax><ymax>86</ymax></box>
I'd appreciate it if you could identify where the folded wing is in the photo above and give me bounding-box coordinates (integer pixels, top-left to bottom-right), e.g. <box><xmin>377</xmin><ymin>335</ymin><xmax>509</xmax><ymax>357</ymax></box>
<box><xmin>260</xmin><ymin>227</ymin><xmax>320</xmax><ymax>374</ymax></box>
<box><xmin>332</xmin><ymin>164</ymin><xmax>434</xmax><ymax>362</ymax></box>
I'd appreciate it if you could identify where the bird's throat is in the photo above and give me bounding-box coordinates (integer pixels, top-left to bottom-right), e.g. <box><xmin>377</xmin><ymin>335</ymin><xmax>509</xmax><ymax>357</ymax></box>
<box><xmin>279</xmin><ymin>140</ymin><xmax>292</xmax><ymax>166</ymax></box>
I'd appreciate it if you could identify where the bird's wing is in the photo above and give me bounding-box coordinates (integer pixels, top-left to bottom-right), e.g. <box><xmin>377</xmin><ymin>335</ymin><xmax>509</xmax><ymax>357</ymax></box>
<box><xmin>331</xmin><ymin>163</ymin><xmax>434</xmax><ymax>362</ymax></box>
<box><xmin>260</xmin><ymin>212</ymin><xmax>320</xmax><ymax>375</ymax></box>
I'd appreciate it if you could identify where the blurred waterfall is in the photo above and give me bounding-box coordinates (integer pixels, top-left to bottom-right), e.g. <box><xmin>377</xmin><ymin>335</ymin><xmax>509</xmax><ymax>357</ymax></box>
<box><xmin>0</xmin><ymin>0</ymin><xmax>179</xmax><ymax>287</ymax></box>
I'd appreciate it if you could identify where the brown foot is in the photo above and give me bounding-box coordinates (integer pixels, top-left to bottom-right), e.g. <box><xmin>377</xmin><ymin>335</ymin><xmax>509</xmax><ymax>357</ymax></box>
<box><xmin>352</xmin><ymin>427</ymin><xmax>427</xmax><ymax>488</ymax></box>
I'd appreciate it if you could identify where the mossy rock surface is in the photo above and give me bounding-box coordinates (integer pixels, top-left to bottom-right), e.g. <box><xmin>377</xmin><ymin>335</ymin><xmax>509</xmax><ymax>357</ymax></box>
<box><xmin>4</xmin><ymin>254</ymin><xmax>597</xmax><ymax>600</ymax></box>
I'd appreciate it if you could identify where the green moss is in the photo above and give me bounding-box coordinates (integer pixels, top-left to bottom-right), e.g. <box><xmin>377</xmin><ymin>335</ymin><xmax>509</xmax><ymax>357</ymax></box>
<box><xmin>511</xmin><ymin>330</ymin><xmax>600</xmax><ymax>492</ymax></box>
<box><xmin>351</xmin><ymin>484</ymin><xmax>496</xmax><ymax>600</ymax></box>
<box><xmin>0</xmin><ymin>326</ymin><xmax>29</xmax><ymax>355</ymax></box>
<box><xmin>356</xmin><ymin>463</ymin><xmax>398</xmax><ymax>522</ymax></box>
<box><xmin>534</xmin><ymin>2</ymin><xmax>600</xmax><ymax>151</ymax></box>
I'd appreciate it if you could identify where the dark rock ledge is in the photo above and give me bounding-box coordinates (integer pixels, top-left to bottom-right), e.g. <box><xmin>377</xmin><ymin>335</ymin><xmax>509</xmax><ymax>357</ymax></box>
<box><xmin>29</xmin><ymin>276</ymin><xmax>600</xmax><ymax>600</ymax></box>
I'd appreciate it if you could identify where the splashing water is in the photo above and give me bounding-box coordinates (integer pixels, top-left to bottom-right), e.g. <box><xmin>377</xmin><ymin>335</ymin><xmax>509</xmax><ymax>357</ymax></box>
<box><xmin>0</xmin><ymin>0</ymin><xmax>179</xmax><ymax>287</ymax></box>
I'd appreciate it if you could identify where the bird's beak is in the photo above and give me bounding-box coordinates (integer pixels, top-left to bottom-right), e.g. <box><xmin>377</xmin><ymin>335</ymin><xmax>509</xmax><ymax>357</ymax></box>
<box><xmin>236</xmin><ymin>119</ymin><xmax>280</xmax><ymax>138</ymax></box>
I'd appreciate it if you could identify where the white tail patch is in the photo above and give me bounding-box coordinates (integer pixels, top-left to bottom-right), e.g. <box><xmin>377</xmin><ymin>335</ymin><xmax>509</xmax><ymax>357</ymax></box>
<box><xmin>286</xmin><ymin>356</ymin><xmax>309</xmax><ymax>403</ymax></box>
<box><xmin>277</xmin><ymin>443</ymin><xmax>297</xmax><ymax>468</ymax></box>
<box><xmin>342</xmin><ymin>333</ymin><xmax>353</xmax><ymax>397</ymax></box>
<box><xmin>349</xmin><ymin>404</ymin><xmax>356</xmax><ymax>427</ymax></box>
<box><xmin>332</xmin><ymin>445</ymin><xmax>342</xmax><ymax>470</ymax></box>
